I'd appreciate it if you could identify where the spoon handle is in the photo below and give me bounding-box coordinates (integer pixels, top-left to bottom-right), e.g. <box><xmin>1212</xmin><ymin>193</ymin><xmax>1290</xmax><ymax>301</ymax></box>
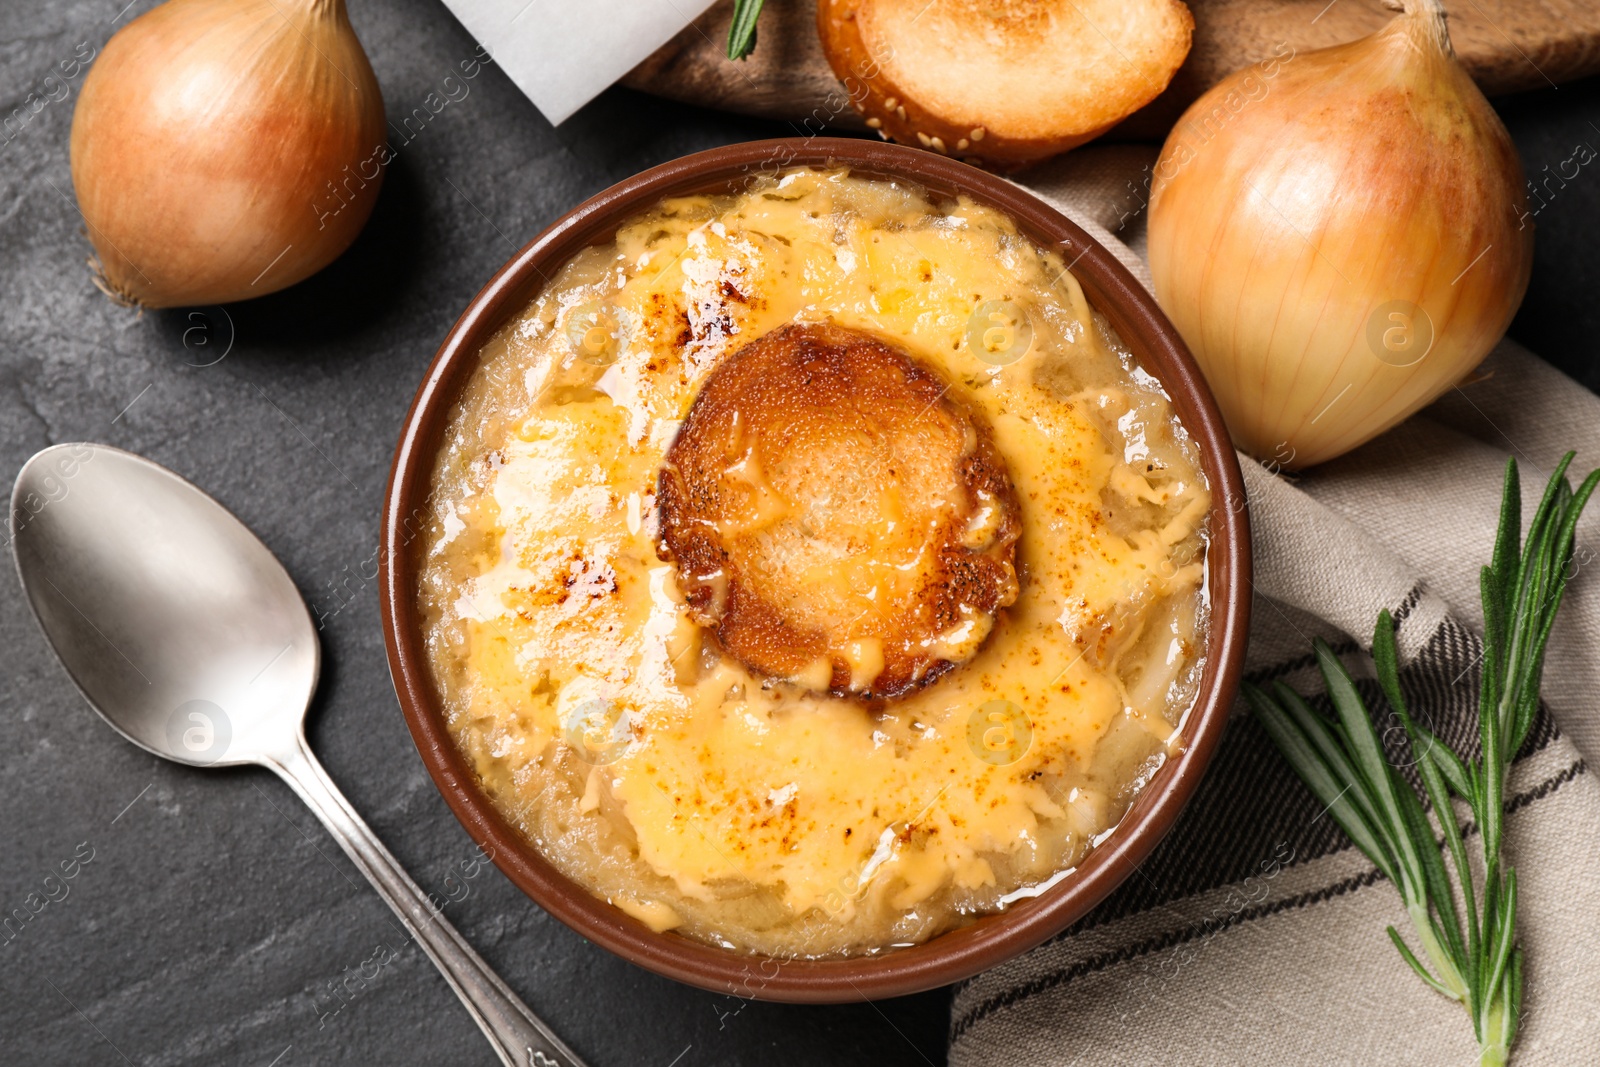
<box><xmin>269</xmin><ymin>732</ymin><xmax>589</xmax><ymax>1067</ymax></box>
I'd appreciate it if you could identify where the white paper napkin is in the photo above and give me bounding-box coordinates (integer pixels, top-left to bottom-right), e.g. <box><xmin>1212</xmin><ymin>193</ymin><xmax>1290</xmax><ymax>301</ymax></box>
<box><xmin>435</xmin><ymin>0</ymin><xmax>718</xmax><ymax>124</ymax></box>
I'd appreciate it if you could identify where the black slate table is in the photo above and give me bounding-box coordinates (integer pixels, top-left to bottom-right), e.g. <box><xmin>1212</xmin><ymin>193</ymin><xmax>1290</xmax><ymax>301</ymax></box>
<box><xmin>2</xmin><ymin>2</ymin><xmax>1596</xmax><ymax>1064</ymax></box>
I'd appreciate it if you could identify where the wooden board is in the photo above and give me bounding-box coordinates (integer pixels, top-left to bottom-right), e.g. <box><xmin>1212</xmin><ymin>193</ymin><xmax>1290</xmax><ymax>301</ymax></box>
<box><xmin>624</xmin><ymin>0</ymin><xmax>1600</xmax><ymax>142</ymax></box>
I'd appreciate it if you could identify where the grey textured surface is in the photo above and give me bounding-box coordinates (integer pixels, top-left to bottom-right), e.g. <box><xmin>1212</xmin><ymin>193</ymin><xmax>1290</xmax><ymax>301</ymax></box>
<box><xmin>0</xmin><ymin>1</ymin><xmax>1595</xmax><ymax>1065</ymax></box>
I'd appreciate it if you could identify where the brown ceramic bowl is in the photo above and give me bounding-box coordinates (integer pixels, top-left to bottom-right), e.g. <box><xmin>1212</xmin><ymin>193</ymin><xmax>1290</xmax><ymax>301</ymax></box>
<box><xmin>379</xmin><ymin>138</ymin><xmax>1250</xmax><ymax>1004</ymax></box>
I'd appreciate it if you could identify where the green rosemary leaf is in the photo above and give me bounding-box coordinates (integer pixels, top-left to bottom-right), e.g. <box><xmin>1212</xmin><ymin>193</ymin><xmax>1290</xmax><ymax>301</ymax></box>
<box><xmin>1398</xmin><ymin>769</ymin><xmax>1470</xmax><ymax>963</ymax></box>
<box><xmin>1479</xmin><ymin>564</ymin><xmax>1505</xmax><ymax>744</ymax></box>
<box><xmin>1429</xmin><ymin>730</ymin><xmax>1482</xmax><ymax>997</ymax></box>
<box><xmin>1373</xmin><ymin>613</ymin><xmax>1478</xmax><ymax>975</ymax></box>
<box><xmin>1484</xmin><ymin>871</ymin><xmax>1518</xmax><ymax>1011</ymax></box>
<box><xmin>1424</xmin><ymin>737</ymin><xmax>1472</xmax><ymax>799</ymax></box>
<box><xmin>1480</xmin><ymin>457</ymin><xmax>1519</xmax><ymax>761</ymax></box>
<box><xmin>1549</xmin><ymin>466</ymin><xmax>1600</xmax><ymax>575</ymax></box>
<box><xmin>725</xmin><ymin>0</ymin><xmax>765</xmax><ymax>60</ymax></box>
<box><xmin>1489</xmin><ymin>456</ymin><xmax>1521</xmax><ymax>601</ymax></box>
<box><xmin>1501</xmin><ymin>457</ymin><xmax>1571</xmax><ymax>728</ymax></box>
<box><xmin>1479</xmin><ymin>662</ymin><xmax>1506</xmax><ymax>861</ymax></box>
<box><xmin>1509</xmin><ymin>480</ymin><xmax>1563</xmax><ymax>697</ymax></box>
<box><xmin>1388</xmin><ymin>925</ymin><xmax>1455</xmax><ymax>998</ymax></box>
<box><xmin>1314</xmin><ymin>639</ymin><xmax>1427</xmax><ymax>899</ymax></box>
<box><xmin>1515</xmin><ymin>466</ymin><xmax>1600</xmax><ymax>753</ymax></box>
<box><xmin>1480</xmin><ymin>874</ymin><xmax>1501</xmax><ymax>961</ymax></box>
<box><xmin>1313</xmin><ymin>639</ymin><xmax>1394</xmax><ymax>800</ymax></box>
<box><xmin>1245</xmin><ymin>685</ymin><xmax>1398</xmax><ymax>883</ymax></box>
<box><xmin>1271</xmin><ymin>681</ymin><xmax>1394</xmax><ymax>849</ymax></box>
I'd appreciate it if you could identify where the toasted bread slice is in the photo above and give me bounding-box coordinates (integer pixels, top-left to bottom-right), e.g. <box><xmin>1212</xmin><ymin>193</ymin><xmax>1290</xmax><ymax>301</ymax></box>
<box><xmin>818</xmin><ymin>0</ymin><xmax>1193</xmax><ymax>168</ymax></box>
<box><xmin>656</xmin><ymin>323</ymin><xmax>1021</xmax><ymax>701</ymax></box>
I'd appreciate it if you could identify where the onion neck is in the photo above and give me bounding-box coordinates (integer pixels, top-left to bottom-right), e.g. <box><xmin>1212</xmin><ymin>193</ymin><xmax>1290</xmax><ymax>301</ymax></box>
<box><xmin>1402</xmin><ymin>0</ymin><xmax>1455</xmax><ymax>56</ymax></box>
<box><xmin>296</xmin><ymin>0</ymin><xmax>348</xmax><ymax>21</ymax></box>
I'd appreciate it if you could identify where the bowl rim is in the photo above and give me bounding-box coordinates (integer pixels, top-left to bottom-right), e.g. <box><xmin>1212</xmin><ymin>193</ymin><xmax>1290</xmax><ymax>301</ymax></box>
<box><xmin>379</xmin><ymin>137</ymin><xmax>1251</xmax><ymax>1004</ymax></box>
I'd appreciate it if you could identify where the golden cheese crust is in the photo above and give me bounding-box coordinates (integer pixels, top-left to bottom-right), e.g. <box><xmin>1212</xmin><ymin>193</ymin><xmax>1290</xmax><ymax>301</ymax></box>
<box><xmin>817</xmin><ymin>0</ymin><xmax>1194</xmax><ymax>169</ymax></box>
<box><xmin>656</xmin><ymin>322</ymin><xmax>1021</xmax><ymax>699</ymax></box>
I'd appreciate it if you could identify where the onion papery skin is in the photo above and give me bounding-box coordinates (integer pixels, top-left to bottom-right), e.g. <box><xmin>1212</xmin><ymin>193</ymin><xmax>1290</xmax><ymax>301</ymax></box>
<box><xmin>70</xmin><ymin>0</ymin><xmax>386</xmax><ymax>308</ymax></box>
<box><xmin>1147</xmin><ymin>10</ymin><xmax>1531</xmax><ymax>470</ymax></box>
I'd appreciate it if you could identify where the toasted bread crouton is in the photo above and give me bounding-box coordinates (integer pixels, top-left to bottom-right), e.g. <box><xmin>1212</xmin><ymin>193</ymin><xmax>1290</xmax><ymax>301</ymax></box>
<box><xmin>657</xmin><ymin>323</ymin><xmax>1021</xmax><ymax>700</ymax></box>
<box><xmin>819</xmin><ymin>0</ymin><xmax>1193</xmax><ymax>168</ymax></box>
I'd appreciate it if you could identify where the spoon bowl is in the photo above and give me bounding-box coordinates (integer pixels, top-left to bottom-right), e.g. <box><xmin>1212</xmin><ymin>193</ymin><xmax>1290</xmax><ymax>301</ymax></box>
<box><xmin>11</xmin><ymin>443</ymin><xmax>315</xmax><ymax>768</ymax></box>
<box><xmin>11</xmin><ymin>442</ymin><xmax>586</xmax><ymax>1067</ymax></box>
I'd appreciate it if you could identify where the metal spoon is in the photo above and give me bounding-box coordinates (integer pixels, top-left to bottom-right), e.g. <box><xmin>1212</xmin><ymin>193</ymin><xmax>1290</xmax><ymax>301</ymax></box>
<box><xmin>10</xmin><ymin>442</ymin><xmax>587</xmax><ymax>1067</ymax></box>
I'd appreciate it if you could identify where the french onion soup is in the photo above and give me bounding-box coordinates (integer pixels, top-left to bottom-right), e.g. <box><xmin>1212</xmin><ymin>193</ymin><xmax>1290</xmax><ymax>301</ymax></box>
<box><xmin>417</xmin><ymin>167</ymin><xmax>1210</xmax><ymax>957</ymax></box>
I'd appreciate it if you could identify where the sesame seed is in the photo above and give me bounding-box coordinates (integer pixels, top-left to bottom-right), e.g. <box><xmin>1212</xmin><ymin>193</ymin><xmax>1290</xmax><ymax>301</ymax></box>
<box><xmin>971</xmin><ymin>126</ymin><xmax>986</xmax><ymax>141</ymax></box>
<box><xmin>866</xmin><ymin>117</ymin><xmax>882</xmax><ymax>129</ymax></box>
<box><xmin>917</xmin><ymin>131</ymin><xmax>932</xmax><ymax>147</ymax></box>
<box><xmin>896</xmin><ymin>105</ymin><xmax>907</xmax><ymax>120</ymax></box>
<box><xmin>956</xmin><ymin>138</ymin><xmax>969</xmax><ymax>151</ymax></box>
<box><xmin>883</xmin><ymin>96</ymin><xmax>898</xmax><ymax>111</ymax></box>
<box><xmin>930</xmin><ymin>136</ymin><xmax>947</xmax><ymax>154</ymax></box>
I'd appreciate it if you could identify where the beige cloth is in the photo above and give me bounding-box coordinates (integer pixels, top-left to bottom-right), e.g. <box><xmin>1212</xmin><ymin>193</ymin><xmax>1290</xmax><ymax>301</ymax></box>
<box><xmin>947</xmin><ymin>149</ymin><xmax>1600</xmax><ymax>1066</ymax></box>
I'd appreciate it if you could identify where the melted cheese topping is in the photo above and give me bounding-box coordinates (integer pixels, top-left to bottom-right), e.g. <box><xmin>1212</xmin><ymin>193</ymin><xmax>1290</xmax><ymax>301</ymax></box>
<box><xmin>418</xmin><ymin>168</ymin><xmax>1210</xmax><ymax>957</ymax></box>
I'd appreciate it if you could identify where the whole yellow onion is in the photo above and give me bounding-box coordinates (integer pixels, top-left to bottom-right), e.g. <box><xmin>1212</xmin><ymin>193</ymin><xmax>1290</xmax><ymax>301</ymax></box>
<box><xmin>1147</xmin><ymin>0</ymin><xmax>1531</xmax><ymax>470</ymax></box>
<box><xmin>70</xmin><ymin>0</ymin><xmax>386</xmax><ymax>308</ymax></box>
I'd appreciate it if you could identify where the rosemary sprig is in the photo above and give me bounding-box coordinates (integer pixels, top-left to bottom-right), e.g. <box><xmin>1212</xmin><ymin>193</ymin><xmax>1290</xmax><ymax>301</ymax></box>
<box><xmin>726</xmin><ymin>0</ymin><xmax>765</xmax><ymax>60</ymax></box>
<box><xmin>1248</xmin><ymin>453</ymin><xmax>1599</xmax><ymax>1067</ymax></box>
